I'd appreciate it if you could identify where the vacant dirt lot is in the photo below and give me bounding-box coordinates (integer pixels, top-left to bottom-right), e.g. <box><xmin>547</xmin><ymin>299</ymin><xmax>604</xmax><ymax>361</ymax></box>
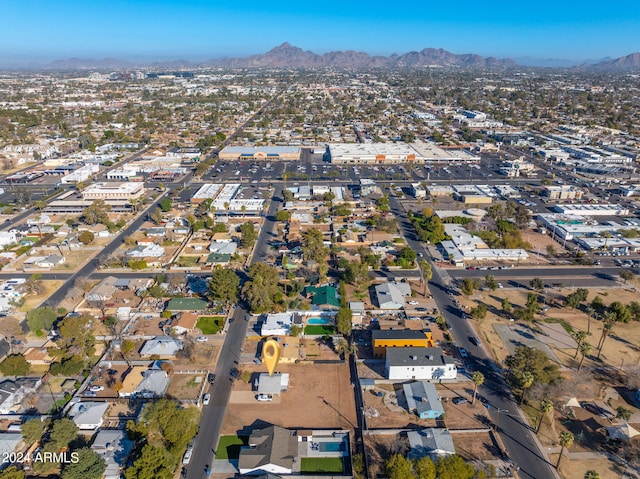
<box><xmin>222</xmin><ymin>362</ymin><xmax>356</xmax><ymax>434</ymax></box>
<box><xmin>452</xmin><ymin>431</ymin><xmax>501</xmax><ymax>461</ymax></box>
<box><xmin>166</xmin><ymin>373</ymin><xmax>205</xmax><ymax>400</ymax></box>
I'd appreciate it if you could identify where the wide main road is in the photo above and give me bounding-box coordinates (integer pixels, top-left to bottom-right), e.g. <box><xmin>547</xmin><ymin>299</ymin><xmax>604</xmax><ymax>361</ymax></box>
<box><xmin>186</xmin><ymin>187</ymin><xmax>280</xmax><ymax>479</ymax></box>
<box><xmin>386</xmin><ymin>189</ymin><xmax>559</xmax><ymax>479</ymax></box>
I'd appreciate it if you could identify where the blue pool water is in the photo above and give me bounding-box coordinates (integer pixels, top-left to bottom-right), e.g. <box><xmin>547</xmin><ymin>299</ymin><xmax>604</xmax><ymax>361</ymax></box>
<box><xmin>307</xmin><ymin>317</ymin><xmax>331</xmax><ymax>325</ymax></box>
<box><xmin>319</xmin><ymin>441</ymin><xmax>344</xmax><ymax>452</ymax></box>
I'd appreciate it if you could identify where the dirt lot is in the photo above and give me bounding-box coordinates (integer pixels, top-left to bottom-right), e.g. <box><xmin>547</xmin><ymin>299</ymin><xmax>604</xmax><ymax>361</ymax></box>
<box><xmin>166</xmin><ymin>373</ymin><xmax>206</xmax><ymax>400</ymax></box>
<box><xmin>221</xmin><ymin>362</ymin><xmax>356</xmax><ymax>434</ymax></box>
<box><xmin>463</xmin><ymin>285</ymin><xmax>640</xmax><ymax>370</ymax></box>
<box><xmin>557</xmin><ymin>457</ymin><xmax>631</xmax><ymax>479</ymax></box>
<box><xmin>452</xmin><ymin>431</ymin><xmax>502</xmax><ymax>461</ymax></box>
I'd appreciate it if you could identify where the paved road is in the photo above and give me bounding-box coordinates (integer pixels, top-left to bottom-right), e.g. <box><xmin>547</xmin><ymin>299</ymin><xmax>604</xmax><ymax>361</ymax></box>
<box><xmin>185</xmin><ymin>188</ymin><xmax>280</xmax><ymax>479</ymax></box>
<box><xmin>387</xmin><ymin>189</ymin><xmax>560</xmax><ymax>479</ymax></box>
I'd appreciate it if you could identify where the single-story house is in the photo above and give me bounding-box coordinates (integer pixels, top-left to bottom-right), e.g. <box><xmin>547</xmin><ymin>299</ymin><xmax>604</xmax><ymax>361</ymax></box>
<box><xmin>407</xmin><ymin>428</ymin><xmax>456</xmax><ymax>460</ymax></box>
<box><xmin>86</xmin><ymin>276</ymin><xmax>118</xmax><ymax>302</ymax></box>
<box><xmin>172</xmin><ymin>312</ymin><xmax>198</xmax><ymax>335</ymax></box>
<box><xmin>375</xmin><ymin>281</ymin><xmax>412</xmax><ymax>309</ymax></box>
<box><xmin>35</xmin><ymin>254</ymin><xmax>65</xmax><ymax>268</ymax></box>
<box><xmin>385</xmin><ymin>347</ymin><xmax>457</xmax><ymax>381</ymax></box>
<box><xmin>255</xmin><ymin>373</ymin><xmax>289</xmax><ymax>395</ymax></box>
<box><xmin>209</xmin><ymin>240</ymin><xmax>238</xmax><ymax>255</ymax></box>
<box><xmin>0</xmin><ymin>432</ymin><xmax>22</xmax><ymax>460</ymax></box>
<box><xmin>126</xmin><ymin>244</ymin><xmax>165</xmax><ymax>258</ymax></box>
<box><xmin>303</xmin><ymin>285</ymin><xmax>340</xmax><ymax>309</ymax></box>
<box><xmin>0</xmin><ymin>378</ymin><xmax>41</xmax><ymax>414</ymax></box>
<box><xmin>91</xmin><ymin>429</ymin><xmax>135</xmax><ymax>479</ymax></box>
<box><xmin>238</xmin><ymin>426</ymin><xmax>299</xmax><ymax>475</ymax></box>
<box><xmin>68</xmin><ymin>401</ymin><xmax>109</xmax><ymax>430</ymax></box>
<box><xmin>403</xmin><ymin>381</ymin><xmax>444</xmax><ymax>419</ymax></box>
<box><xmin>139</xmin><ymin>336</ymin><xmax>183</xmax><ymax>358</ymax></box>
<box><xmin>261</xmin><ymin>312</ymin><xmax>303</xmax><ymax>336</ymax></box>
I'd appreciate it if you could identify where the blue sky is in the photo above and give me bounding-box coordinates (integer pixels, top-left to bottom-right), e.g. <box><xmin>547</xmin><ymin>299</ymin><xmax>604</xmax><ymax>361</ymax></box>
<box><xmin>1</xmin><ymin>0</ymin><xmax>639</xmax><ymax>64</ymax></box>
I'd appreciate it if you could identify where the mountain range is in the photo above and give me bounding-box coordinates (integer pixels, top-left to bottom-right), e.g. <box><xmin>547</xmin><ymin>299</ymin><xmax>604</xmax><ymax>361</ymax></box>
<box><xmin>40</xmin><ymin>43</ymin><xmax>640</xmax><ymax>71</ymax></box>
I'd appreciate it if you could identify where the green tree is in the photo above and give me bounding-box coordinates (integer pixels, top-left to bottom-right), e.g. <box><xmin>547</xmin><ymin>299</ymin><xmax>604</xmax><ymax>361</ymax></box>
<box><xmin>336</xmin><ymin>306</ymin><xmax>352</xmax><ymax>336</ymax></box>
<box><xmin>0</xmin><ymin>466</ymin><xmax>25</xmax><ymax>479</ymax></box>
<box><xmin>413</xmin><ymin>456</ymin><xmax>436</xmax><ymax>479</ymax></box>
<box><xmin>240</xmin><ymin>221</ymin><xmax>257</xmax><ymax>247</ymax></box>
<box><xmin>124</xmin><ymin>444</ymin><xmax>174</xmax><ymax>479</ymax></box>
<box><xmin>584</xmin><ymin>471</ymin><xmax>601</xmax><ymax>479</ymax></box>
<box><xmin>470</xmin><ymin>303</ymin><xmax>487</xmax><ymax>319</ymax></box>
<box><xmin>537</xmin><ymin>399</ymin><xmax>554</xmax><ymax>434</ymax></box>
<box><xmin>208</xmin><ymin>268</ymin><xmax>240</xmax><ymax>307</ymax></box>
<box><xmin>78</xmin><ymin>231</ymin><xmax>95</xmax><ymax>245</ymax></box>
<box><xmin>573</xmin><ymin>330</ymin><xmax>588</xmax><ymax>359</ymax></box>
<box><xmin>609</xmin><ymin>301</ymin><xmax>631</xmax><ymax>323</ymax></box>
<box><xmin>56</xmin><ymin>313</ymin><xmax>96</xmax><ymax>359</ymax></box>
<box><xmin>435</xmin><ymin>455</ymin><xmax>475</xmax><ymax>479</ymax></box>
<box><xmin>616</xmin><ymin>406</ymin><xmax>632</xmax><ymax>421</ymax></box>
<box><xmin>518</xmin><ymin>370</ymin><xmax>535</xmax><ymax>404</ymax></box>
<box><xmin>149</xmin><ymin>207</ymin><xmax>163</xmax><ymax>225</ymax></box>
<box><xmin>344</xmin><ymin>261</ymin><xmax>369</xmax><ymax>287</ymax></box>
<box><xmin>81</xmin><ymin>199</ymin><xmax>110</xmax><ymax>225</ymax></box>
<box><xmin>26</xmin><ymin>306</ymin><xmax>57</xmax><ymax>334</ymax></box>
<box><xmin>50</xmin><ymin>418</ymin><xmax>78</xmax><ymax>450</ymax></box>
<box><xmin>461</xmin><ymin>278</ymin><xmax>475</xmax><ymax>296</ymax></box>
<box><xmin>501</xmin><ymin>298</ymin><xmax>512</xmax><ymax>314</ymax></box>
<box><xmin>159</xmin><ymin>198</ymin><xmax>172</xmax><ymax>212</ymax></box>
<box><xmin>505</xmin><ymin>345</ymin><xmax>560</xmax><ymax>389</ymax></box>
<box><xmin>485</xmin><ymin>274</ymin><xmax>498</xmax><ymax>291</ymax></box>
<box><xmin>21</xmin><ymin>418</ymin><xmax>48</xmax><ymax>445</ymax></box>
<box><xmin>566</xmin><ymin>288</ymin><xmax>589</xmax><ymax>309</ymax></box>
<box><xmin>242</xmin><ymin>263</ymin><xmax>281</xmax><ymax>313</ymax></box>
<box><xmin>0</xmin><ymin>354</ymin><xmax>30</xmax><ymax>376</ymax></box>
<box><xmin>62</xmin><ymin>448</ymin><xmax>105</xmax><ymax>479</ymax></box>
<box><xmin>275</xmin><ymin>210</ymin><xmax>291</xmax><ymax>222</ymax></box>
<box><xmin>399</xmin><ymin>247</ymin><xmax>417</xmax><ymax>265</ymax></box>
<box><xmin>471</xmin><ymin>371</ymin><xmax>484</xmax><ymax>405</ymax></box>
<box><xmin>530</xmin><ymin>277</ymin><xmax>545</xmax><ymax>291</ymax></box>
<box><xmin>557</xmin><ymin>431</ymin><xmax>574</xmax><ymax>469</ymax></box>
<box><xmin>385</xmin><ymin>454</ymin><xmax>412</xmax><ymax>479</ymax></box>
<box><xmin>301</xmin><ymin>228</ymin><xmax>327</xmax><ymax>263</ymax></box>
<box><xmin>597</xmin><ymin>311</ymin><xmax>617</xmax><ymax>359</ymax></box>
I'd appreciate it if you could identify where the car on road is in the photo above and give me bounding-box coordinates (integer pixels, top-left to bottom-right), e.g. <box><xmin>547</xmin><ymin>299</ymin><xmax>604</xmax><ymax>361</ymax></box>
<box><xmin>469</xmin><ymin>336</ymin><xmax>480</xmax><ymax>346</ymax></box>
<box><xmin>452</xmin><ymin>397</ymin><xmax>468</xmax><ymax>405</ymax></box>
<box><xmin>182</xmin><ymin>448</ymin><xmax>192</xmax><ymax>465</ymax></box>
<box><xmin>202</xmin><ymin>393</ymin><xmax>211</xmax><ymax>405</ymax></box>
<box><xmin>207</xmin><ymin>373</ymin><xmax>216</xmax><ymax>384</ymax></box>
<box><xmin>196</xmin><ymin>336</ymin><xmax>208</xmax><ymax>342</ymax></box>
<box><xmin>256</xmin><ymin>394</ymin><xmax>273</xmax><ymax>402</ymax></box>
<box><xmin>459</xmin><ymin>348</ymin><xmax>468</xmax><ymax>358</ymax></box>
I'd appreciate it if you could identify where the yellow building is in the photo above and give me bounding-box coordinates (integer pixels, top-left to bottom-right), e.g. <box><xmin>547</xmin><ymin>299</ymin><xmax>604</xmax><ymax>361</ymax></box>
<box><xmin>372</xmin><ymin>330</ymin><xmax>434</xmax><ymax>358</ymax></box>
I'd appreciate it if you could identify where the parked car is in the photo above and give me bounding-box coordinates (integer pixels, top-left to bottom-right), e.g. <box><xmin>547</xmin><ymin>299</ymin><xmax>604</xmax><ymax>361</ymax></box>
<box><xmin>203</xmin><ymin>393</ymin><xmax>211</xmax><ymax>406</ymax></box>
<box><xmin>89</xmin><ymin>385</ymin><xmax>104</xmax><ymax>392</ymax></box>
<box><xmin>196</xmin><ymin>336</ymin><xmax>208</xmax><ymax>342</ymax></box>
<box><xmin>407</xmin><ymin>300</ymin><xmax>419</xmax><ymax>305</ymax></box>
<box><xmin>452</xmin><ymin>397</ymin><xmax>468</xmax><ymax>405</ymax></box>
<box><xmin>207</xmin><ymin>373</ymin><xmax>216</xmax><ymax>384</ymax></box>
<box><xmin>459</xmin><ymin>348</ymin><xmax>468</xmax><ymax>358</ymax></box>
<box><xmin>182</xmin><ymin>449</ymin><xmax>192</xmax><ymax>465</ymax></box>
<box><xmin>256</xmin><ymin>394</ymin><xmax>273</xmax><ymax>402</ymax></box>
<box><xmin>469</xmin><ymin>336</ymin><xmax>480</xmax><ymax>346</ymax></box>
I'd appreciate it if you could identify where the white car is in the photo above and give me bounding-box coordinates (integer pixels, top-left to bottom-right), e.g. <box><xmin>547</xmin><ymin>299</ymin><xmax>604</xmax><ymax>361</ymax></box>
<box><xmin>89</xmin><ymin>385</ymin><xmax>104</xmax><ymax>392</ymax></box>
<box><xmin>203</xmin><ymin>393</ymin><xmax>211</xmax><ymax>405</ymax></box>
<box><xmin>182</xmin><ymin>449</ymin><xmax>193</xmax><ymax>465</ymax></box>
<box><xmin>407</xmin><ymin>301</ymin><xmax>419</xmax><ymax>305</ymax></box>
<box><xmin>196</xmin><ymin>336</ymin><xmax>208</xmax><ymax>342</ymax></box>
<box><xmin>256</xmin><ymin>394</ymin><xmax>273</xmax><ymax>402</ymax></box>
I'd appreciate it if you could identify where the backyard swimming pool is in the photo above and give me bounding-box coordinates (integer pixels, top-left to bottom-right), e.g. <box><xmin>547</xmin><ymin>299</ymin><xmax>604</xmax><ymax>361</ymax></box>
<box><xmin>319</xmin><ymin>441</ymin><xmax>344</xmax><ymax>452</ymax></box>
<box><xmin>307</xmin><ymin>317</ymin><xmax>332</xmax><ymax>325</ymax></box>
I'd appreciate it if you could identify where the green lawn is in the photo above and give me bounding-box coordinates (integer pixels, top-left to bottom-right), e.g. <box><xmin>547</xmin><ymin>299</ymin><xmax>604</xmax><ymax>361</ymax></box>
<box><xmin>176</xmin><ymin>256</ymin><xmax>197</xmax><ymax>267</ymax></box>
<box><xmin>304</xmin><ymin>325</ymin><xmax>335</xmax><ymax>335</ymax></box>
<box><xmin>215</xmin><ymin>435</ymin><xmax>247</xmax><ymax>460</ymax></box>
<box><xmin>196</xmin><ymin>316</ymin><xmax>225</xmax><ymax>334</ymax></box>
<box><xmin>301</xmin><ymin>457</ymin><xmax>343</xmax><ymax>473</ymax></box>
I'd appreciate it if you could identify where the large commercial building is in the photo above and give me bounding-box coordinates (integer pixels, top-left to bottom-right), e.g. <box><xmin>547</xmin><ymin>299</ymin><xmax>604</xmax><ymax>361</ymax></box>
<box><xmin>82</xmin><ymin>182</ymin><xmax>145</xmax><ymax>201</ymax></box>
<box><xmin>327</xmin><ymin>141</ymin><xmax>479</xmax><ymax>165</ymax></box>
<box><xmin>218</xmin><ymin>146</ymin><xmax>301</xmax><ymax>162</ymax></box>
<box><xmin>190</xmin><ymin>183</ymin><xmax>265</xmax><ymax>214</ymax></box>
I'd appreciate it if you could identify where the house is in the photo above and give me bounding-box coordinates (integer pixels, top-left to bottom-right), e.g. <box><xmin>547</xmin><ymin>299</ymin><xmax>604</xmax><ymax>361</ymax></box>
<box><xmin>139</xmin><ymin>336</ymin><xmax>183</xmax><ymax>358</ymax></box>
<box><xmin>91</xmin><ymin>429</ymin><xmax>134</xmax><ymax>479</ymax></box>
<box><xmin>0</xmin><ymin>378</ymin><xmax>41</xmax><ymax>414</ymax></box>
<box><xmin>0</xmin><ymin>432</ymin><xmax>22</xmax><ymax>459</ymax></box>
<box><xmin>372</xmin><ymin>330</ymin><xmax>435</xmax><ymax>358</ymax></box>
<box><xmin>349</xmin><ymin>301</ymin><xmax>365</xmax><ymax>325</ymax></box>
<box><xmin>205</xmin><ymin>253</ymin><xmax>231</xmax><ymax>265</ymax></box>
<box><xmin>86</xmin><ymin>276</ymin><xmax>118</xmax><ymax>303</ymax></box>
<box><xmin>238</xmin><ymin>426</ymin><xmax>298</xmax><ymax>475</ymax></box>
<box><xmin>303</xmin><ymin>285</ymin><xmax>340</xmax><ymax>309</ymax></box>
<box><xmin>209</xmin><ymin>240</ymin><xmax>238</xmax><ymax>255</ymax></box>
<box><xmin>385</xmin><ymin>347</ymin><xmax>457</xmax><ymax>381</ymax></box>
<box><xmin>68</xmin><ymin>401</ymin><xmax>109</xmax><ymax>430</ymax></box>
<box><xmin>0</xmin><ymin>232</ymin><xmax>17</xmax><ymax>247</ymax></box>
<box><xmin>403</xmin><ymin>381</ymin><xmax>444</xmax><ymax>419</ymax></box>
<box><xmin>261</xmin><ymin>312</ymin><xmax>302</xmax><ymax>336</ymax></box>
<box><xmin>35</xmin><ymin>254</ymin><xmax>65</xmax><ymax>268</ymax></box>
<box><xmin>119</xmin><ymin>366</ymin><xmax>170</xmax><ymax>398</ymax></box>
<box><xmin>172</xmin><ymin>312</ymin><xmax>198</xmax><ymax>335</ymax></box>
<box><xmin>407</xmin><ymin>428</ymin><xmax>456</xmax><ymax>460</ymax></box>
<box><xmin>375</xmin><ymin>281</ymin><xmax>412</xmax><ymax>309</ymax></box>
<box><xmin>166</xmin><ymin>297</ymin><xmax>208</xmax><ymax>312</ymax></box>
<box><xmin>255</xmin><ymin>373</ymin><xmax>289</xmax><ymax>395</ymax></box>
<box><xmin>126</xmin><ymin>244</ymin><xmax>165</xmax><ymax>258</ymax></box>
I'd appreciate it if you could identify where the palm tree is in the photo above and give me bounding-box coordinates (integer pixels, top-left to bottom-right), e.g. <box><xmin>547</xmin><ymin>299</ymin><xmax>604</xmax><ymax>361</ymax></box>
<box><xmin>577</xmin><ymin>341</ymin><xmax>592</xmax><ymax>372</ymax></box>
<box><xmin>224</xmin><ymin>201</ymin><xmax>229</xmax><ymax>220</ymax></box>
<box><xmin>573</xmin><ymin>330</ymin><xmax>587</xmax><ymax>359</ymax></box>
<box><xmin>471</xmin><ymin>371</ymin><xmax>484</xmax><ymax>405</ymax></box>
<box><xmin>597</xmin><ymin>311</ymin><xmax>616</xmax><ymax>359</ymax></box>
<box><xmin>537</xmin><ymin>399</ymin><xmax>553</xmax><ymax>434</ymax></box>
<box><xmin>557</xmin><ymin>431</ymin><xmax>574</xmax><ymax>469</ymax></box>
<box><xmin>584</xmin><ymin>471</ymin><xmax>600</xmax><ymax>479</ymax></box>
<box><xmin>585</xmin><ymin>306</ymin><xmax>596</xmax><ymax>334</ymax></box>
<box><xmin>519</xmin><ymin>371</ymin><xmax>535</xmax><ymax>405</ymax></box>
<box><xmin>241</xmin><ymin>205</ymin><xmax>247</xmax><ymax>218</ymax></box>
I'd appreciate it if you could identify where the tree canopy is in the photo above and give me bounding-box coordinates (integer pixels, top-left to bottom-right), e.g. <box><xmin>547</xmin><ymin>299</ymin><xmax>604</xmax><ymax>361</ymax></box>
<box><xmin>0</xmin><ymin>354</ymin><xmax>30</xmax><ymax>376</ymax></box>
<box><xmin>208</xmin><ymin>268</ymin><xmax>240</xmax><ymax>307</ymax></box>
<box><xmin>26</xmin><ymin>306</ymin><xmax>57</xmax><ymax>334</ymax></box>
<box><xmin>61</xmin><ymin>448</ymin><xmax>105</xmax><ymax>479</ymax></box>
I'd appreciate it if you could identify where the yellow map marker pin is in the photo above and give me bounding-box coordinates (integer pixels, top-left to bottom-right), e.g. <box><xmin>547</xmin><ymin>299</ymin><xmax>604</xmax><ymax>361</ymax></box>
<box><xmin>263</xmin><ymin>339</ymin><xmax>281</xmax><ymax>377</ymax></box>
